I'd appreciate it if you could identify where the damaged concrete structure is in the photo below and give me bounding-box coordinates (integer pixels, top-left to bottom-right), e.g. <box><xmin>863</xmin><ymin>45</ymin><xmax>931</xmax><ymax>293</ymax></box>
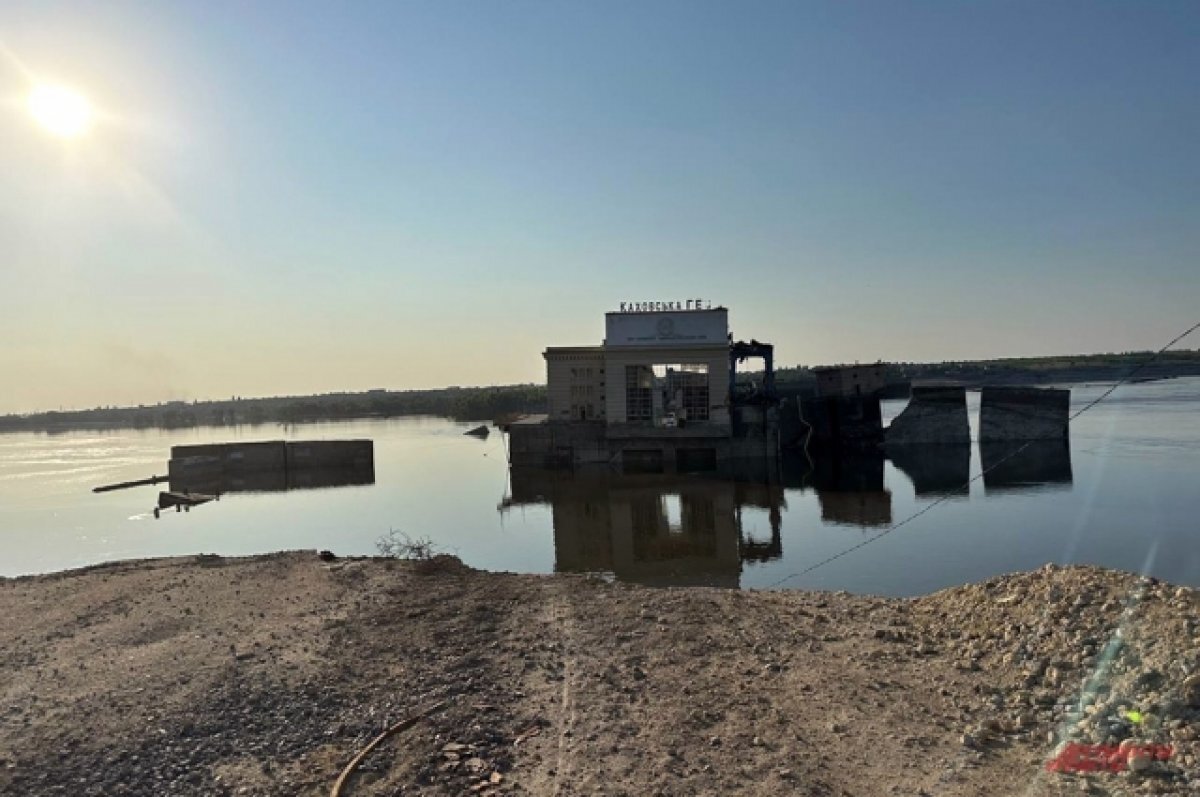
<box><xmin>979</xmin><ymin>386</ymin><xmax>1070</xmax><ymax>441</ymax></box>
<box><xmin>799</xmin><ymin>396</ymin><xmax>884</xmax><ymax>447</ymax></box>
<box><xmin>168</xmin><ymin>440</ymin><xmax>374</xmax><ymax>494</ymax></box>
<box><xmin>509</xmin><ymin>304</ymin><xmax>780</xmax><ymax>469</ymax></box>
<box><xmin>884</xmin><ymin>386</ymin><xmax>971</xmax><ymax>446</ymax></box>
<box><xmin>813</xmin><ymin>364</ymin><xmax>887</xmax><ymax>398</ymax></box>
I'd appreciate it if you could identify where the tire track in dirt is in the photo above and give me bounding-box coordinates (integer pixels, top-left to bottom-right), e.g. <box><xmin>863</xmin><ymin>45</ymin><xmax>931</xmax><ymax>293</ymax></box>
<box><xmin>547</xmin><ymin>582</ymin><xmax>580</xmax><ymax>797</ymax></box>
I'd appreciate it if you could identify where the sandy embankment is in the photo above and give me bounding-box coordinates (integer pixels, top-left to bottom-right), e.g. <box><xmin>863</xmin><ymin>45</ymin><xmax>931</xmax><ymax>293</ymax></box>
<box><xmin>1</xmin><ymin>552</ymin><xmax>1197</xmax><ymax>796</ymax></box>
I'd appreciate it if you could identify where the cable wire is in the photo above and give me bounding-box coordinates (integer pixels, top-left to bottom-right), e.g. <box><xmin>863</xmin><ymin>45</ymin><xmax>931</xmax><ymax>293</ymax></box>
<box><xmin>764</xmin><ymin>319</ymin><xmax>1200</xmax><ymax>589</ymax></box>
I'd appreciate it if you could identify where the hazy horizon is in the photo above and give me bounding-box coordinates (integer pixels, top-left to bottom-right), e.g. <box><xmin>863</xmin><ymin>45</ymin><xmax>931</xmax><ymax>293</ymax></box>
<box><xmin>2</xmin><ymin>1</ymin><xmax>1197</xmax><ymax>415</ymax></box>
<box><xmin>6</xmin><ymin>345</ymin><xmax>1198</xmax><ymax>418</ymax></box>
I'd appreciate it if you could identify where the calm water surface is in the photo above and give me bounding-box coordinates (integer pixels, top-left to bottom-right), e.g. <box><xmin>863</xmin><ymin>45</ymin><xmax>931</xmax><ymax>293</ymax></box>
<box><xmin>2</xmin><ymin>378</ymin><xmax>1197</xmax><ymax>595</ymax></box>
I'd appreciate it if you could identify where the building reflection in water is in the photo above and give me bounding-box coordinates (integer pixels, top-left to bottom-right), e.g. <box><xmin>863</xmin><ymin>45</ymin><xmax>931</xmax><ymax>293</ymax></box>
<box><xmin>885</xmin><ymin>444</ymin><xmax>971</xmax><ymax>497</ymax></box>
<box><xmin>807</xmin><ymin>447</ymin><xmax>892</xmax><ymax>527</ymax></box>
<box><xmin>981</xmin><ymin>440</ymin><xmax>1073</xmax><ymax>494</ymax></box>
<box><xmin>500</xmin><ymin>440</ymin><xmax>1073</xmax><ymax>587</ymax></box>
<box><xmin>501</xmin><ymin>462</ymin><xmax>786</xmax><ymax>588</ymax></box>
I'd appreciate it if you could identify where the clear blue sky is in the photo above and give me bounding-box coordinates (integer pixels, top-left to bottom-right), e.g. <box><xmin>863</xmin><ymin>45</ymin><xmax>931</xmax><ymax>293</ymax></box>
<box><xmin>1</xmin><ymin>1</ymin><xmax>1196</xmax><ymax>412</ymax></box>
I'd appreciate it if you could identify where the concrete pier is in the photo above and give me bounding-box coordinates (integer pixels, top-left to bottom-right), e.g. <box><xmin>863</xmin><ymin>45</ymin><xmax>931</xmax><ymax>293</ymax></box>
<box><xmin>979</xmin><ymin>386</ymin><xmax>1070</xmax><ymax>441</ymax></box>
<box><xmin>884</xmin><ymin>387</ymin><xmax>970</xmax><ymax>445</ymax></box>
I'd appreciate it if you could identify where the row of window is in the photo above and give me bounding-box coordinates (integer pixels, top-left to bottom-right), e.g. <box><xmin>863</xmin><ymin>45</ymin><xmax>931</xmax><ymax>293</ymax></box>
<box><xmin>624</xmin><ymin>365</ymin><xmax>710</xmax><ymax>422</ymax></box>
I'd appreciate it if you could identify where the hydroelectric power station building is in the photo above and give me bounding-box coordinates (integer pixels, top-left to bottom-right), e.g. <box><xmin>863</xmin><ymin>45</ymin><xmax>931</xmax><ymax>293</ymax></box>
<box><xmin>508</xmin><ymin>302</ymin><xmax>780</xmax><ymax>470</ymax></box>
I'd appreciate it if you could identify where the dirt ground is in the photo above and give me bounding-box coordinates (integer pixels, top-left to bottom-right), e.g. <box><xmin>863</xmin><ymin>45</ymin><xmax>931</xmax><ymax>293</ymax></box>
<box><xmin>1</xmin><ymin>551</ymin><xmax>1197</xmax><ymax>796</ymax></box>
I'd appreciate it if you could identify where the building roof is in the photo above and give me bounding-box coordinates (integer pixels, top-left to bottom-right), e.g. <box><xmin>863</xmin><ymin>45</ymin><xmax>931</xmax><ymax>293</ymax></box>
<box><xmin>605</xmin><ymin>306</ymin><xmax>727</xmax><ymax>317</ymax></box>
<box><xmin>544</xmin><ymin>345</ymin><xmax>604</xmax><ymax>356</ymax></box>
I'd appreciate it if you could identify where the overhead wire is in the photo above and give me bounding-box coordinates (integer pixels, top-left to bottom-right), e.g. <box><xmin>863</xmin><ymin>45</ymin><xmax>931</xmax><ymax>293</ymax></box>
<box><xmin>764</xmin><ymin>319</ymin><xmax>1200</xmax><ymax>589</ymax></box>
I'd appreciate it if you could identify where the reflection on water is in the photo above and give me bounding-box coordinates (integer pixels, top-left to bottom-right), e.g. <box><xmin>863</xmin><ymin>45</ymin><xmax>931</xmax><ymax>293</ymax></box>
<box><xmin>981</xmin><ymin>440</ymin><xmax>1073</xmax><ymax>494</ymax></box>
<box><xmin>168</xmin><ymin>463</ymin><xmax>375</xmax><ymax>495</ymax></box>
<box><xmin>808</xmin><ymin>448</ymin><xmax>892</xmax><ymax>527</ymax></box>
<box><xmin>502</xmin><ymin>465</ymin><xmax>783</xmax><ymax>587</ymax></box>
<box><xmin>886</xmin><ymin>444</ymin><xmax>971</xmax><ymax>497</ymax></box>
<box><xmin>14</xmin><ymin>377</ymin><xmax>1200</xmax><ymax>593</ymax></box>
<box><xmin>501</xmin><ymin>440</ymin><xmax>1078</xmax><ymax>587</ymax></box>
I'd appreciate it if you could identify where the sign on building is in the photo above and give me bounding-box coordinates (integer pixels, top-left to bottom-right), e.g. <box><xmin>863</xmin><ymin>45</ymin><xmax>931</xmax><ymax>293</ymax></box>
<box><xmin>605</xmin><ymin>308</ymin><xmax>728</xmax><ymax>348</ymax></box>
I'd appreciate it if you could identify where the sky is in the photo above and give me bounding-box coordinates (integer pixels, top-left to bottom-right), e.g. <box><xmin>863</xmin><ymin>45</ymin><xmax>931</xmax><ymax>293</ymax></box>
<box><xmin>0</xmin><ymin>1</ymin><xmax>1197</xmax><ymax>414</ymax></box>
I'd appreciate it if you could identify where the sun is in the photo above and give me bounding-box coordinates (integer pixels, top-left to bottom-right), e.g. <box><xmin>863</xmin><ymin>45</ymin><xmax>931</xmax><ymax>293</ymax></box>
<box><xmin>27</xmin><ymin>84</ymin><xmax>94</xmax><ymax>138</ymax></box>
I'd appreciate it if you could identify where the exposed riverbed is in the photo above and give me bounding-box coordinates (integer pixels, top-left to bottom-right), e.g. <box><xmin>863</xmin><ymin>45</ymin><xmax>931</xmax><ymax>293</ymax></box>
<box><xmin>1</xmin><ymin>552</ymin><xmax>1197</xmax><ymax>796</ymax></box>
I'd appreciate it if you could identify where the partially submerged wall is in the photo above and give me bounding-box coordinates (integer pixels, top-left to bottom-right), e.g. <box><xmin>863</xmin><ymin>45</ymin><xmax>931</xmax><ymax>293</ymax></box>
<box><xmin>507</xmin><ymin>418</ymin><xmax>777</xmax><ymax>470</ymax></box>
<box><xmin>507</xmin><ymin>420</ymin><xmax>608</xmax><ymax>468</ymax></box>
<box><xmin>799</xmin><ymin>396</ymin><xmax>883</xmax><ymax>446</ymax></box>
<box><xmin>884</xmin><ymin>387</ymin><xmax>970</xmax><ymax>445</ymax></box>
<box><xmin>170</xmin><ymin>441</ymin><xmax>287</xmax><ymax>480</ymax></box>
<box><xmin>284</xmin><ymin>440</ymin><xmax>373</xmax><ymax>471</ymax></box>
<box><xmin>168</xmin><ymin>440</ymin><xmax>374</xmax><ymax>492</ymax></box>
<box><xmin>979</xmin><ymin>386</ymin><xmax>1070</xmax><ymax>441</ymax></box>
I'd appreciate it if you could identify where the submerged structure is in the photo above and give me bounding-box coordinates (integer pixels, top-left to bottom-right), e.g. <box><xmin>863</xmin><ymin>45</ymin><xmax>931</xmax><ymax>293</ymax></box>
<box><xmin>168</xmin><ymin>440</ymin><xmax>375</xmax><ymax>494</ymax></box>
<box><xmin>508</xmin><ymin>303</ymin><xmax>780</xmax><ymax>469</ymax></box>
<box><xmin>91</xmin><ymin>439</ymin><xmax>375</xmax><ymax>519</ymax></box>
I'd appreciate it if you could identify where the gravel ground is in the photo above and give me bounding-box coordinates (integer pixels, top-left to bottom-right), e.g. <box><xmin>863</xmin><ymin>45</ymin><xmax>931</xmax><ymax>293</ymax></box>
<box><xmin>1</xmin><ymin>552</ymin><xmax>1197</xmax><ymax>796</ymax></box>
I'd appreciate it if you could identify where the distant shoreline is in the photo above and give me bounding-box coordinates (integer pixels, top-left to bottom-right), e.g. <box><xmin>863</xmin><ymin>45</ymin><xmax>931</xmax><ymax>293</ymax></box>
<box><xmin>2</xmin><ymin>353</ymin><xmax>1197</xmax><ymax>435</ymax></box>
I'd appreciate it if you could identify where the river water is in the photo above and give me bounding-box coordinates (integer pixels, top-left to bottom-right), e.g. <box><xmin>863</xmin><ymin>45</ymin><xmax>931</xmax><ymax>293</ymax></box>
<box><xmin>2</xmin><ymin>378</ymin><xmax>1197</xmax><ymax>595</ymax></box>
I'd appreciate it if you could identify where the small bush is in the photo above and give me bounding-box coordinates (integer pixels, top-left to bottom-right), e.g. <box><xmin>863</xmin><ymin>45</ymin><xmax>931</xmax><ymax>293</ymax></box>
<box><xmin>376</xmin><ymin>529</ymin><xmax>438</xmax><ymax>560</ymax></box>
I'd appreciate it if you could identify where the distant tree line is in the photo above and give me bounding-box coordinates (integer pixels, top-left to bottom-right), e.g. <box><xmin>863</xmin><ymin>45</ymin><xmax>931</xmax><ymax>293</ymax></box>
<box><xmin>2</xmin><ymin>349</ymin><xmax>1196</xmax><ymax>434</ymax></box>
<box><xmin>748</xmin><ymin>349</ymin><xmax>1200</xmax><ymax>393</ymax></box>
<box><xmin>878</xmin><ymin>348</ymin><xmax>1200</xmax><ymax>387</ymax></box>
<box><xmin>0</xmin><ymin>384</ymin><xmax>548</xmax><ymax>434</ymax></box>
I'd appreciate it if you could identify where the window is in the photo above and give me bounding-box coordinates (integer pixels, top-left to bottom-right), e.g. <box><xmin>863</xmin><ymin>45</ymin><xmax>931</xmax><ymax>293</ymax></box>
<box><xmin>663</xmin><ymin>364</ymin><xmax>709</xmax><ymax>422</ymax></box>
<box><xmin>681</xmin><ymin>382</ymin><xmax>710</xmax><ymax>421</ymax></box>
<box><xmin>625</xmin><ymin>365</ymin><xmax>653</xmax><ymax>421</ymax></box>
<box><xmin>624</xmin><ymin>363</ymin><xmax>711</xmax><ymax>423</ymax></box>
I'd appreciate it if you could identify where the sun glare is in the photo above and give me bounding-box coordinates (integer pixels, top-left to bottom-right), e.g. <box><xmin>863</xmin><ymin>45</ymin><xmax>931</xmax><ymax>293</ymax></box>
<box><xmin>27</xmin><ymin>84</ymin><xmax>93</xmax><ymax>138</ymax></box>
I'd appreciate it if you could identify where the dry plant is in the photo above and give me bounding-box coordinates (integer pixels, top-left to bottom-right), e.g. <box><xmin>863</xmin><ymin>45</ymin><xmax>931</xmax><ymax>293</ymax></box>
<box><xmin>376</xmin><ymin>529</ymin><xmax>460</xmax><ymax>574</ymax></box>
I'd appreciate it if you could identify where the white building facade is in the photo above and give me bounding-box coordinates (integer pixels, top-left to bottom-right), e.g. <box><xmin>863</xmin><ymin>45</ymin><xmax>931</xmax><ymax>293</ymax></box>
<box><xmin>545</xmin><ymin>308</ymin><xmax>731</xmax><ymax>431</ymax></box>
